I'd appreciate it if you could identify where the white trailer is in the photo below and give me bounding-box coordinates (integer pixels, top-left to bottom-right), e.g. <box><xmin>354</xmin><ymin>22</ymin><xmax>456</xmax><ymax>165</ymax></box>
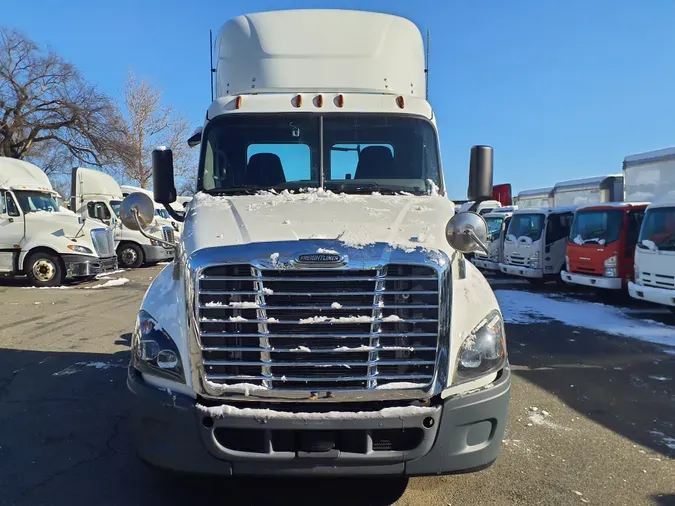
<box><xmin>552</xmin><ymin>175</ymin><xmax>623</xmax><ymax>207</ymax></box>
<box><xmin>515</xmin><ymin>187</ymin><xmax>553</xmax><ymax>210</ymax></box>
<box><xmin>0</xmin><ymin>157</ymin><xmax>116</xmax><ymax>286</ymax></box>
<box><xmin>121</xmin><ymin>9</ymin><xmax>510</xmax><ymax>478</ymax></box>
<box><xmin>71</xmin><ymin>167</ymin><xmax>175</xmax><ymax>268</ymax></box>
<box><xmin>625</xmin><ymin>147</ymin><xmax>675</xmax><ymax>307</ymax></box>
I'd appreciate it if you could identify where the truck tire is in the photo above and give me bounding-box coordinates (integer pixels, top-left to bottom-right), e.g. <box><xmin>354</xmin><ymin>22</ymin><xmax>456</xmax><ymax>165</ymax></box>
<box><xmin>118</xmin><ymin>242</ymin><xmax>144</xmax><ymax>269</ymax></box>
<box><xmin>25</xmin><ymin>252</ymin><xmax>64</xmax><ymax>287</ymax></box>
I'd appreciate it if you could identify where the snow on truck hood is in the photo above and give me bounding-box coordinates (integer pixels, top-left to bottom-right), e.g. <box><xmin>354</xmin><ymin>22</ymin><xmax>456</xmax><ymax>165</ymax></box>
<box><xmin>181</xmin><ymin>190</ymin><xmax>456</xmax><ymax>255</ymax></box>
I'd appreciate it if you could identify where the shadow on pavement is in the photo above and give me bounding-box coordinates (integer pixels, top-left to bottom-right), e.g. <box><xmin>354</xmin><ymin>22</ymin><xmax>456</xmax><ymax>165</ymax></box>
<box><xmin>652</xmin><ymin>494</ymin><xmax>675</xmax><ymax>505</ymax></box>
<box><xmin>0</xmin><ymin>342</ymin><xmax>407</xmax><ymax>506</ymax></box>
<box><xmin>507</xmin><ymin>318</ymin><xmax>675</xmax><ymax>459</ymax></box>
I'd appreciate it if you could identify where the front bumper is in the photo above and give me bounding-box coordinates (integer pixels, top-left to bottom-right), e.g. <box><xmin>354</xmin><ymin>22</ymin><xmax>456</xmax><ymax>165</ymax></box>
<box><xmin>128</xmin><ymin>366</ymin><xmax>510</xmax><ymax>477</ymax></box>
<box><xmin>561</xmin><ymin>270</ymin><xmax>622</xmax><ymax>290</ymax></box>
<box><xmin>499</xmin><ymin>263</ymin><xmax>543</xmax><ymax>279</ymax></box>
<box><xmin>62</xmin><ymin>254</ymin><xmax>118</xmax><ymax>278</ymax></box>
<box><xmin>141</xmin><ymin>244</ymin><xmax>174</xmax><ymax>263</ymax></box>
<box><xmin>471</xmin><ymin>257</ymin><xmax>500</xmax><ymax>271</ymax></box>
<box><xmin>628</xmin><ymin>281</ymin><xmax>675</xmax><ymax>307</ymax></box>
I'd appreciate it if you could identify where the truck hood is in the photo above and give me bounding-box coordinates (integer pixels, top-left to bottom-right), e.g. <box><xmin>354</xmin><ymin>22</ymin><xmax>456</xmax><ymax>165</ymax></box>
<box><xmin>24</xmin><ymin>210</ymin><xmax>106</xmax><ymax>241</ymax></box>
<box><xmin>182</xmin><ymin>190</ymin><xmax>455</xmax><ymax>255</ymax></box>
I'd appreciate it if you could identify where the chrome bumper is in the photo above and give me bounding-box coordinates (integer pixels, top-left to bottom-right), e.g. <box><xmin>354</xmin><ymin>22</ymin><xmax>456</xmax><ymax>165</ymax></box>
<box><xmin>63</xmin><ymin>254</ymin><xmax>118</xmax><ymax>278</ymax></box>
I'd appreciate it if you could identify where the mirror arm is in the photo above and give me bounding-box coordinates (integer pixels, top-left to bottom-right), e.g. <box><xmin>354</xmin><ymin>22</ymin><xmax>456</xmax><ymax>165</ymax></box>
<box><xmin>465</xmin><ymin>228</ymin><xmax>489</xmax><ymax>254</ymax></box>
<box><xmin>132</xmin><ymin>208</ymin><xmax>176</xmax><ymax>248</ymax></box>
<box><xmin>163</xmin><ymin>204</ymin><xmax>185</xmax><ymax>223</ymax></box>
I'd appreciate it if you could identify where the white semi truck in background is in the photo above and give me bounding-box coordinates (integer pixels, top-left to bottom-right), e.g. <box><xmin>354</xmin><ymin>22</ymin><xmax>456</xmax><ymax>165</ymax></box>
<box><xmin>71</xmin><ymin>167</ymin><xmax>175</xmax><ymax>268</ymax></box>
<box><xmin>0</xmin><ymin>157</ymin><xmax>117</xmax><ymax>286</ymax></box>
<box><xmin>625</xmin><ymin>147</ymin><xmax>675</xmax><ymax>308</ymax></box>
<box><xmin>119</xmin><ymin>9</ymin><xmax>510</xmax><ymax>477</ymax></box>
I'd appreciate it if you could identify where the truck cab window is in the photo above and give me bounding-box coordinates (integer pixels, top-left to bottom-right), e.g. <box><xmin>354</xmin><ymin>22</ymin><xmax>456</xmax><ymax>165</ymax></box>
<box><xmin>330</xmin><ymin>144</ymin><xmax>393</xmax><ymax>180</ymax></box>
<box><xmin>87</xmin><ymin>201</ymin><xmax>111</xmax><ymax>220</ymax></box>
<box><xmin>546</xmin><ymin>213</ymin><xmax>573</xmax><ymax>244</ymax></box>
<box><xmin>5</xmin><ymin>193</ymin><xmax>19</xmax><ymax>217</ymax></box>
<box><xmin>0</xmin><ymin>191</ymin><xmax>6</xmax><ymax>214</ymax></box>
<box><xmin>246</xmin><ymin>143</ymin><xmax>311</xmax><ymax>184</ymax></box>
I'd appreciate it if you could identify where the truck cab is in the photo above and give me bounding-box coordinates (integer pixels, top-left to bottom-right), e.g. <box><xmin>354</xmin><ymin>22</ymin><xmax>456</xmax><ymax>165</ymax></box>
<box><xmin>472</xmin><ymin>207</ymin><xmax>516</xmax><ymax>271</ymax></box>
<box><xmin>0</xmin><ymin>157</ymin><xmax>117</xmax><ymax>286</ymax></box>
<box><xmin>500</xmin><ymin>206</ymin><xmax>575</xmax><ymax>284</ymax></box>
<box><xmin>71</xmin><ymin>167</ymin><xmax>175</xmax><ymax>268</ymax></box>
<box><xmin>121</xmin><ymin>9</ymin><xmax>510</xmax><ymax>478</ymax></box>
<box><xmin>561</xmin><ymin>203</ymin><xmax>647</xmax><ymax>290</ymax></box>
<box><xmin>629</xmin><ymin>201</ymin><xmax>675</xmax><ymax>307</ymax></box>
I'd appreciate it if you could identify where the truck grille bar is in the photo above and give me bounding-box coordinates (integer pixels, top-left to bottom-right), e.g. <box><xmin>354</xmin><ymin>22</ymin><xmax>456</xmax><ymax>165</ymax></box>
<box><xmin>196</xmin><ymin>263</ymin><xmax>440</xmax><ymax>391</ymax></box>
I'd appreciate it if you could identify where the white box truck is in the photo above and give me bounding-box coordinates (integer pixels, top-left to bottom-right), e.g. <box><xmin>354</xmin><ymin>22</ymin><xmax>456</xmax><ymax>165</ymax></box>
<box><xmin>120</xmin><ymin>9</ymin><xmax>510</xmax><ymax>477</ymax></box>
<box><xmin>499</xmin><ymin>206</ymin><xmax>576</xmax><ymax>285</ymax></box>
<box><xmin>471</xmin><ymin>207</ymin><xmax>516</xmax><ymax>271</ymax></box>
<box><xmin>625</xmin><ymin>147</ymin><xmax>675</xmax><ymax>307</ymax></box>
<box><xmin>514</xmin><ymin>187</ymin><xmax>553</xmax><ymax>210</ymax></box>
<box><xmin>0</xmin><ymin>157</ymin><xmax>117</xmax><ymax>286</ymax></box>
<box><xmin>552</xmin><ymin>175</ymin><xmax>623</xmax><ymax>207</ymax></box>
<box><xmin>71</xmin><ymin>167</ymin><xmax>175</xmax><ymax>268</ymax></box>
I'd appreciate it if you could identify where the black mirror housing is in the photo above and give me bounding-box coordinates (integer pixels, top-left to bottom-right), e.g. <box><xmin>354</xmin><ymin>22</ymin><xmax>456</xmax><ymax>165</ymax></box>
<box><xmin>152</xmin><ymin>147</ymin><xmax>177</xmax><ymax>205</ymax></box>
<box><xmin>467</xmin><ymin>145</ymin><xmax>494</xmax><ymax>201</ymax></box>
<box><xmin>187</xmin><ymin>127</ymin><xmax>203</xmax><ymax>148</ymax></box>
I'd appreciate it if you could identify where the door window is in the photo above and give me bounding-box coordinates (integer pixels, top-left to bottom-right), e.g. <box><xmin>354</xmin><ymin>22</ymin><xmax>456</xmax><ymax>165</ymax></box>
<box><xmin>87</xmin><ymin>201</ymin><xmax>111</xmax><ymax>220</ymax></box>
<box><xmin>546</xmin><ymin>213</ymin><xmax>573</xmax><ymax>244</ymax></box>
<box><xmin>5</xmin><ymin>193</ymin><xmax>20</xmax><ymax>217</ymax></box>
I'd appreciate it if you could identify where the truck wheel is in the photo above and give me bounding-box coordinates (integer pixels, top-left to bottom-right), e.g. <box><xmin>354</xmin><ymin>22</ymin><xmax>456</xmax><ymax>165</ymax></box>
<box><xmin>118</xmin><ymin>243</ymin><xmax>144</xmax><ymax>269</ymax></box>
<box><xmin>26</xmin><ymin>252</ymin><xmax>64</xmax><ymax>287</ymax></box>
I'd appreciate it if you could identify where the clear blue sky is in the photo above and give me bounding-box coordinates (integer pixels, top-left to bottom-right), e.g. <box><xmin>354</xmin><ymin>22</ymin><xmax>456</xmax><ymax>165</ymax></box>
<box><xmin>4</xmin><ymin>0</ymin><xmax>675</xmax><ymax>199</ymax></box>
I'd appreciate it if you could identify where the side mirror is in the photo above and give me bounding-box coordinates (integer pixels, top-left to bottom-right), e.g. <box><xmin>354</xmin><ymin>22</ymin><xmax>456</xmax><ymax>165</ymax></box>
<box><xmin>468</xmin><ymin>145</ymin><xmax>494</xmax><ymax>201</ymax></box>
<box><xmin>446</xmin><ymin>212</ymin><xmax>489</xmax><ymax>254</ymax></box>
<box><xmin>95</xmin><ymin>206</ymin><xmax>107</xmax><ymax>222</ymax></box>
<box><xmin>187</xmin><ymin>126</ymin><xmax>203</xmax><ymax>148</ymax></box>
<box><xmin>119</xmin><ymin>192</ymin><xmax>155</xmax><ymax>231</ymax></box>
<box><xmin>152</xmin><ymin>147</ymin><xmax>177</xmax><ymax>205</ymax></box>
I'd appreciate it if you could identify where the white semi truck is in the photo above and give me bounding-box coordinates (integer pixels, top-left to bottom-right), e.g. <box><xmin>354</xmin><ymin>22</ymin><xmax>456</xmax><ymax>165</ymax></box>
<box><xmin>471</xmin><ymin>207</ymin><xmax>516</xmax><ymax>271</ymax></box>
<box><xmin>71</xmin><ymin>167</ymin><xmax>175</xmax><ymax>268</ymax></box>
<box><xmin>120</xmin><ymin>9</ymin><xmax>510</xmax><ymax>477</ymax></box>
<box><xmin>625</xmin><ymin>147</ymin><xmax>675</xmax><ymax>308</ymax></box>
<box><xmin>0</xmin><ymin>157</ymin><xmax>117</xmax><ymax>286</ymax></box>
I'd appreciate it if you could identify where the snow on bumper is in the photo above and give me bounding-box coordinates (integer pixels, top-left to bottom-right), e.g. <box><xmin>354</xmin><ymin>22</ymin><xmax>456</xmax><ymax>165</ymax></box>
<box><xmin>499</xmin><ymin>263</ymin><xmax>543</xmax><ymax>279</ymax></box>
<box><xmin>628</xmin><ymin>282</ymin><xmax>675</xmax><ymax>307</ymax></box>
<box><xmin>471</xmin><ymin>257</ymin><xmax>500</xmax><ymax>271</ymax></box>
<box><xmin>128</xmin><ymin>366</ymin><xmax>510</xmax><ymax>476</ymax></box>
<box><xmin>561</xmin><ymin>270</ymin><xmax>622</xmax><ymax>290</ymax></box>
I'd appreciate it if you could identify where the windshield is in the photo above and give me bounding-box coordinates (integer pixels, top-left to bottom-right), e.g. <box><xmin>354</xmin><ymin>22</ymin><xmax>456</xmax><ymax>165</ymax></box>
<box><xmin>507</xmin><ymin>213</ymin><xmax>545</xmax><ymax>241</ymax></box>
<box><xmin>199</xmin><ymin>113</ymin><xmax>441</xmax><ymax>196</ymax></box>
<box><xmin>13</xmin><ymin>191</ymin><xmax>59</xmax><ymax>214</ymax></box>
<box><xmin>638</xmin><ymin>207</ymin><xmax>675</xmax><ymax>250</ymax></box>
<box><xmin>110</xmin><ymin>200</ymin><xmax>122</xmax><ymax>217</ymax></box>
<box><xmin>485</xmin><ymin>217</ymin><xmax>504</xmax><ymax>241</ymax></box>
<box><xmin>569</xmin><ymin>210</ymin><xmax>623</xmax><ymax>245</ymax></box>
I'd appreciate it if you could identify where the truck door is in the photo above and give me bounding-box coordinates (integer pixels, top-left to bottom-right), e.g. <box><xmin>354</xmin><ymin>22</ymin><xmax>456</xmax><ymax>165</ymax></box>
<box><xmin>625</xmin><ymin>210</ymin><xmax>645</xmax><ymax>281</ymax></box>
<box><xmin>0</xmin><ymin>191</ymin><xmax>25</xmax><ymax>273</ymax></box>
<box><xmin>500</xmin><ymin>216</ymin><xmax>512</xmax><ymax>262</ymax></box>
<box><xmin>544</xmin><ymin>212</ymin><xmax>573</xmax><ymax>274</ymax></box>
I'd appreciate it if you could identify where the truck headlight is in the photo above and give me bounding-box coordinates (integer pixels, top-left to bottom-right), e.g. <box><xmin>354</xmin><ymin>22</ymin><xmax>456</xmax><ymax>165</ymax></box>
<box><xmin>565</xmin><ymin>255</ymin><xmax>570</xmax><ymax>271</ymax></box>
<box><xmin>604</xmin><ymin>255</ymin><xmax>618</xmax><ymax>278</ymax></box>
<box><xmin>132</xmin><ymin>310</ymin><xmax>184</xmax><ymax>383</ymax></box>
<box><xmin>528</xmin><ymin>252</ymin><xmax>539</xmax><ymax>268</ymax></box>
<box><xmin>67</xmin><ymin>244</ymin><xmax>93</xmax><ymax>254</ymax></box>
<box><xmin>455</xmin><ymin>311</ymin><xmax>507</xmax><ymax>384</ymax></box>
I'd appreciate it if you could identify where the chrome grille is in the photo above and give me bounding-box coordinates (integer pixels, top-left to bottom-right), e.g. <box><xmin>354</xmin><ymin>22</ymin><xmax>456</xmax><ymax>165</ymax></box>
<box><xmin>508</xmin><ymin>254</ymin><xmax>526</xmax><ymax>266</ymax></box>
<box><xmin>90</xmin><ymin>228</ymin><xmax>114</xmax><ymax>257</ymax></box>
<box><xmin>162</xmin><ymin>226</ymin><xmax>175</xmax><ymax>246</ymax></box>
<box><xmin>197</xmin><ymin>264</ymin><xmax>440</xmax><ymax>391</ymax></box>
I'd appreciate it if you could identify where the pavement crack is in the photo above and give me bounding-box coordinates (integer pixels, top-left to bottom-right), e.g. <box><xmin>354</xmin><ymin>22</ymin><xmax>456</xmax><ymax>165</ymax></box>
<box><xmin>0</xmin><ymin>369</ymin><xmax>21</xmax><ymax>401</ymax></box>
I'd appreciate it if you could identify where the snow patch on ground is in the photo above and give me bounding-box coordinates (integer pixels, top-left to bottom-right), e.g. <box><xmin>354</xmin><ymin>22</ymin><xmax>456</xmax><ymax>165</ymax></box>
<box><xmin>86</xmin><ymin>278</ymin><xmax>129</xmax><ymax>289</ymax></box>
<box><xmin>495</xmin><ymin>289</ymin><xmax>675</xmax><ymax>350</ymax></box>
<box><xmin>96</xmin><ymin>269</ymin><xmax>125</xmax><ymax>279</ymax></box>
<box><xmin>53</xmin><ymin>361</ymin><xmax>125</xmax><ymax>376</ymax></box>
<box><xmin>22</xmin><ymin>285</ymin><xmax>71</xmax><ymax>290</ymax></box>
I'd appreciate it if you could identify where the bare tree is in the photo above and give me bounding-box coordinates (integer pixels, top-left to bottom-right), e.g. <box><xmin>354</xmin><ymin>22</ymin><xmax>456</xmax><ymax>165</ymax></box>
<box><xmin>0</xmin><ymin>27</ymin><xmax>124</xmax><ymax>165</ymax></box>
<box><xmin>116</xmin><ymin>70</ymin><xmax>193</xmax><ymax>189</ymax></box>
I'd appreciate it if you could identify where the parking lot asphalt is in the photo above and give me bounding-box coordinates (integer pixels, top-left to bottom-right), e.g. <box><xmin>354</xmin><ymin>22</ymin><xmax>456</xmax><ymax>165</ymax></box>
<box><xmin>0</xmin><ymin>266</ymin><xmax>673</xmax><ymax>506</ymax></box>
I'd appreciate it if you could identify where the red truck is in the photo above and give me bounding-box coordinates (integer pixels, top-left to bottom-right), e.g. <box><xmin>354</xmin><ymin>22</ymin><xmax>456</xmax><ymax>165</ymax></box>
<box><xmin>561</xmin><ymin>202</ymin><xmax>647</xmax><ymax>290</ymax></box>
